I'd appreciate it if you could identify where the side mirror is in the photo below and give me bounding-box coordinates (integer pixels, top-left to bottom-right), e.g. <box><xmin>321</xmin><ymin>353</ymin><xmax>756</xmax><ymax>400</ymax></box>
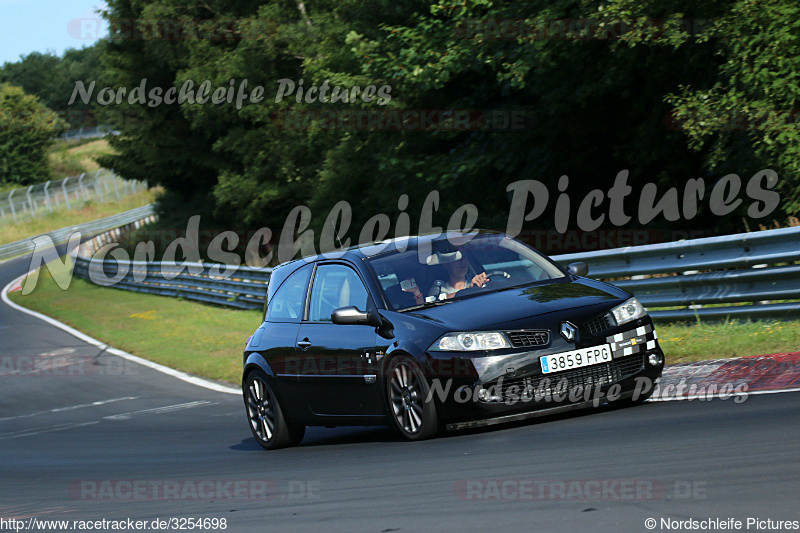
<box><xmin>331</xmin><ymin>306</ymin><xmax>382</xmax><ymax>327</ymax></box>
<box><xmin>567</xmin><ymin>262</ymin><xmax>589</xmax><ymax>277</ymax></box>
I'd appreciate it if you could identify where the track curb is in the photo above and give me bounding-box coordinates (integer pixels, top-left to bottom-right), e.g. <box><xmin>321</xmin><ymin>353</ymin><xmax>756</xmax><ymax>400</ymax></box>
<box><xmin>652</xmin><ymin>352</ymin><xmax>800</xmax><ymax>402</ymax></box>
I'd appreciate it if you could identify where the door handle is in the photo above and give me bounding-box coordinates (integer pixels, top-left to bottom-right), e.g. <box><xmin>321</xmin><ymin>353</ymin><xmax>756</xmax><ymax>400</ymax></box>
<box><xmin>297</xmin><ymin>339</ymin><xmax>312</xmax><ymax>350</ymax></box>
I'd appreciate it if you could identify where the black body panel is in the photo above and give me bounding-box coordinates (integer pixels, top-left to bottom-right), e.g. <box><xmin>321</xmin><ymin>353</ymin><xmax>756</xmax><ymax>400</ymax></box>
<box><xmin>242</xmin><ymin>232</ymin><xmax>665</xmax><ymax>433</ymax></box>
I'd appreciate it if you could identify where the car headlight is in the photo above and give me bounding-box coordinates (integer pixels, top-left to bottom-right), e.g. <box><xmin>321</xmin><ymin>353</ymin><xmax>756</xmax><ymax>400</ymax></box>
<box><xmin>430</xmin><ymin>332</ymin><xmax>511</xmax><ymax>351</ymax></box>
<box><xmin>611</xmin><ymin>297</ymin><xmax>647</xmax><ymax>325</ymax></box>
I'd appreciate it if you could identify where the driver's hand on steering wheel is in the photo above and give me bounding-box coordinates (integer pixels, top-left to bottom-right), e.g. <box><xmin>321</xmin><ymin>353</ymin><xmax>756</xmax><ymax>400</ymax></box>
<box><xmin>471</xmin><ymin>272</ymin><xmax>489</xmax><ymax>288</ymax></box>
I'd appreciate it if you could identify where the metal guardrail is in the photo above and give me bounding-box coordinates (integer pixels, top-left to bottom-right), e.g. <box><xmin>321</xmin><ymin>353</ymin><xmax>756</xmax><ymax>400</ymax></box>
<box><xmin>67</xmin><ymin>218</ymin><xmax>800</xmax><ymax>321</ymax></box>
<box><xmin>72</xmin><ymin>257</ymin><xmax>270</xmax><ymax>310</ymax></box>
<box><xmin>58</xmin><ymin>127</ymin><xmax>113</xmax><ymax>142</ymax></box>
<box><xmin>550</xmin><ymin>226</ymin><xmax>800</xmax><ymax>321</ymax></box>
<box><xmin>552</xmin><ymin>226</ymin><xmax>800</xmax><ymax>277</ymax></box>
<box><xmin>0</xmin><ymin>204</ymin><xmax>156</xmax><ymax>262</ymax></box>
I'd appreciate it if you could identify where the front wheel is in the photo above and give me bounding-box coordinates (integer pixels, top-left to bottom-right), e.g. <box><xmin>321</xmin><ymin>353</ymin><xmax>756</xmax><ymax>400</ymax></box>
<box><xmin>385</xmin><ymin>356</ymin><xmax>439</xmax><ymax>441</ymax></box>
<box><xmin>244</xmin><ymin>369</ymin><xmax>305</xmax><ymax>450</ymax></box>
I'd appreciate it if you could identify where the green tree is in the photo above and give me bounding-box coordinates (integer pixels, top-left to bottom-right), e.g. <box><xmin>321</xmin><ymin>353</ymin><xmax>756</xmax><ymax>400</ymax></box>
<box><xmin>0</xmin><ymin>46</ymin><xmax>103</xmax><ymax>129</ymax></box>
<box><xmin>595</xmin><ymin>0</ymin><xmax>800</xmax><ymax>216</ymax></box>
<box><xmin>0</xmin><ymin>52</ymin><xmax>61</xmax><ymax>109</ymax></box>
<box><xmin>96</xmin><ymin>0</ymin><xmax>231</xmax><ymax>226</ymax></box>
<box><xmin>98</xmin><ymin>0</ymin><xmax>789</xmax><ymax>256</ymax></box>
<box><xmin>0</xmin><ymin>84</ymin><xmax>66</xmax><ymax>185</ymax></box>
<box><xmin>304</xmin><ymin>0</ymin><xmax>724</xmax><ymax>237</ymax></box>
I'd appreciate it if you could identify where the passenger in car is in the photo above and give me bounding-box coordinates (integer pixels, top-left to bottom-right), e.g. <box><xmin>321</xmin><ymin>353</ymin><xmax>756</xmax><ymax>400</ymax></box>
<box><xmin>382</xmin><ymin>260</ymin><xmax>427</xmax><ymax>309</ymax></box>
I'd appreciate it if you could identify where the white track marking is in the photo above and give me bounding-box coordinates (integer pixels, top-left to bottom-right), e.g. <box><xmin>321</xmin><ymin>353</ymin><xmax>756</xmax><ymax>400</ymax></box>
<box><xmin>104</xmin><ymin>401</ymin><xmax>214</xmax><ymax>421</ymax></box>
<box><xmin>0</xmin><ymin>397</ymin><xmax>139</xmax><ymax>422</ymax></box>
<box><xmin>1</xmin><ymin>355</ymin><xmax>82</xmax><ymax>377</ymax></box>
<box><xmin>0</xmin><ymin>421</ymin><xmax>99</xmax><ymax>440</ymax></box>
<box><xmin>2</xmin><ymin>273</ymin><xmax>239</xmax><ymax>395</ymax></box>
<box><xmin>38</xmin><ymin>348</ymin><xmax>76</xmax><ymax>357</ymax></box>
<box><xmin>650</xmin><ymin>386</ymin><xmax>800</xmax><ymax>402</ymax></box>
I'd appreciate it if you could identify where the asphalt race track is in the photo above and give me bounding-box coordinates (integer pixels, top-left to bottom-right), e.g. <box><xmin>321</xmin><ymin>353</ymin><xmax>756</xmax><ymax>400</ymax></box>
<box><xmin>2</xmin><ymin>253</ymin><xmax>799</xmax><ymax>532</ymax></box>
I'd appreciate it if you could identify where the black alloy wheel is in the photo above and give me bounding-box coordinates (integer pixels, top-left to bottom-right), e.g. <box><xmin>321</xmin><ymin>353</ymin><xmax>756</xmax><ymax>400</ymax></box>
<box><xmin>386</xmin><ymin>356</ymin><xmax>439</xmax><ymax>440</ymax></box>
<box><xmin>244</xmin><ymin>369</ymin><xmax>305</xmax><ymax>450</ymax></box>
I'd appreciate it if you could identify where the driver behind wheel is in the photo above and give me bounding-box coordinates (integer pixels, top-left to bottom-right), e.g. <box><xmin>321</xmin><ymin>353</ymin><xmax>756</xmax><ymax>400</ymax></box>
<box><xmin>426</xmin><ymin>251</ymin><xmax>489</xmax><ymax>301</ymax></box>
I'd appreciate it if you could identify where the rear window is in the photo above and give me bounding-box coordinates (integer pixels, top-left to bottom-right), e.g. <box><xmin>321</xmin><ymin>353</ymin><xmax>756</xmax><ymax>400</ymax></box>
<box><xmin>265</xmin><ymin>264</ymin><xmax>312</xmax><ymax>322</ymax></box>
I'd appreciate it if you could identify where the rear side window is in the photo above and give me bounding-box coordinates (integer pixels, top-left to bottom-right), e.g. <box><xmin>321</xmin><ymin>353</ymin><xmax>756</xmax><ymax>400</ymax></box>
<box><xmin>265</xmin><ymin>264</ymin><xmax>312</xmax><ymax>322</ymax></box>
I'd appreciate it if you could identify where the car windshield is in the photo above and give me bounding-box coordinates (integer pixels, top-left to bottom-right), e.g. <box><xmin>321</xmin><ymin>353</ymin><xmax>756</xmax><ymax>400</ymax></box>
<box><xmin>365</xmin><ymin>233</ymin><xmax>566</xmax><ymax>311</ymax></box>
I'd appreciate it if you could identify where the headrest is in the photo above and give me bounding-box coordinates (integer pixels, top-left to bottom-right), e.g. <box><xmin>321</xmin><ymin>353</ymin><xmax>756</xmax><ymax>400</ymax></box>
<box><xmin>425</xmin><ymin>250</ymin><xmax>463</xmax><ymax>265</ymax></box>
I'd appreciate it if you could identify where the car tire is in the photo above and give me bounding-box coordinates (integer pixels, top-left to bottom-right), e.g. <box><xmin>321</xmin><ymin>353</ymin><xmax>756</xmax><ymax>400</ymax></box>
<box><xmin>244</xmin><ymin>369</ymin><xmax>305</xmax><ymax>450</ymax></box>
<box><xmin>385</xmin><ymin>356</ymin><xmax>439</xmax><ymax>441</ymax></box>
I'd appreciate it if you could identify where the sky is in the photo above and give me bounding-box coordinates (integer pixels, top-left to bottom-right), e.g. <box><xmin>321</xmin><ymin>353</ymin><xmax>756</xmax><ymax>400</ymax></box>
<box><xmin>1</xmin><ymin>0</ymin><xmax>109</xmax><ymax>65</ymax></box>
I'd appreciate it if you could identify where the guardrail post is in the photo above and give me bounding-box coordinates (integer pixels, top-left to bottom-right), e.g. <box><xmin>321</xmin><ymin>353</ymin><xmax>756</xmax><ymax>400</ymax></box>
<box><xmin>8</xmin><ymin>189</ymin><xmax>17</xmax><ymax>223</ymax></box>
<box><xmin>62</xmin><ymin>177</ymin><xmax>71</xmax><ymax>210</ymax></box>
<box><xmin>26</xmin><ymin>185</ymin><xmax>35</xmax><ymax>213</ymax></box>
<box><xmin>43</xmin><ymin>180</ymin><xmax>52</xmax><ymax>211</ymax></box>
<box><xmin>94</xmin><ymin>170</ymin><xmax>104</xmax><ymax>202</ymax></box>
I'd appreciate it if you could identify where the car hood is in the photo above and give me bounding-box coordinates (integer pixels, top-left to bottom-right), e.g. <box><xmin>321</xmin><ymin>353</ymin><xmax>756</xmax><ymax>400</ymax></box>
<box><xmin>405</xmin><ymin>278</ymin><xmax>628</xmax><ymax>331</ymax></box>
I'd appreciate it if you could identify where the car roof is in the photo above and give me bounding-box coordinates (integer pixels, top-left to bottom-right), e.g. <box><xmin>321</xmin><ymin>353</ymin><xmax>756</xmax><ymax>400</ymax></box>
<box><xmin>275</xmin><ymin>229</ymin><xmax>506</xmax><ymax>271</ymax></box>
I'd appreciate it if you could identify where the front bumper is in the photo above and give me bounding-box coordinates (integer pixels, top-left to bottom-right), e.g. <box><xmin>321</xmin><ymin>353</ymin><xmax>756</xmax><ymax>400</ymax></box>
<box><xmin>425</xmin><ymin>317</ymin><xmax>665</xmax><ymax>425</ymax></box>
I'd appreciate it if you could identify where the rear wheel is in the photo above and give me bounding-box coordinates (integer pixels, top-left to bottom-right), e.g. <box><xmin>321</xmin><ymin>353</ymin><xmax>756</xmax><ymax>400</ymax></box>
<box><xmin>244</xmin><ymin>369</ymin><xmax>305</xmax><ymax>450</ymax></box>
<box><xmin>386</xmin><ymin>356</ymin><xmax>439</xmax><ymax>441</ymax></box>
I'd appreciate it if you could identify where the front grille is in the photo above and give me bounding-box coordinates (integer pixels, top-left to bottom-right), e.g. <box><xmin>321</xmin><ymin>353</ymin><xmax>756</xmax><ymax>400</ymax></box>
<box><xmin>506</xmin><ymin>330</ymin><xmax>550</xmax><ymax>348</ymax></box>
<box><xmin>583</xmin><ymin>314</ymin><xmax>612</xmax><ymax>336</ymax></box>
<box><xmin>496</xmin><ymin>354</ymin><xmax>645</xmax><ymax>402</ymax></box>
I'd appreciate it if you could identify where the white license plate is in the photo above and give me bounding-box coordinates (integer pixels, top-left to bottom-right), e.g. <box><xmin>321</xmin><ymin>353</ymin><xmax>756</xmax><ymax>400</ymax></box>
<box><xmin>540</xmin><ymin>344</ymin><xmax>613</xmax><ymax>374</ymax></box>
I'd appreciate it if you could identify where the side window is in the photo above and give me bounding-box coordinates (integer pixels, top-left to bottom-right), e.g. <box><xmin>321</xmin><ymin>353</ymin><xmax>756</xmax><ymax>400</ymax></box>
<box><xmin>308</xmin><ymin>264</ymin><xmax>369</xmax><ymax>322</ymax></box>
<box><xmin>265</xmin><ymin>264</ymin><xmax>312</xmax><ymax>322</ymax></box>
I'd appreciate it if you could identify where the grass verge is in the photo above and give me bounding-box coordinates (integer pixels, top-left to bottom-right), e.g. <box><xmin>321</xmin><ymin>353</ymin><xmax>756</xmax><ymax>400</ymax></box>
<box><xmin>48</xmin><ymin>138</ymin><xmax>113</xmax><ymax>177</ymax></box>
<box><xmin>8</xmin><ymin>265</ymin><xmax>800</xmax><ymax>384</ymax></box>
<box><xmin>9</xmin><ymin>263</ymin><xmax>260</xmax><ymax>384</ymax></box>
<box><xmin>652</xmin><ymin>320</ymin><xmax>800</xmax><ymax>364</ymax></box>
<box><xmin>0</xmin><ymin>188</ymin><xmax>158</xmax><ymax>246</ymax></box>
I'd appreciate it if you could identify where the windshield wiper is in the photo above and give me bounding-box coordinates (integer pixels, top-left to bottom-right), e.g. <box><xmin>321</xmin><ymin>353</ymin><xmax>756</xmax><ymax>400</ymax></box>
<box><xmin>400</xmin><ymin>299</ymin><xmax>454</xmax><ymax>312</ymax></box>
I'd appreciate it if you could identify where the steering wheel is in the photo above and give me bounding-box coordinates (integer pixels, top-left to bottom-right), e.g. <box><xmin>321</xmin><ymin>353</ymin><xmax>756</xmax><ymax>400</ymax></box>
<box><xmin>485</xmin><ymin>270</ymin><xmax>511</xmax><ymax>281</ymax></box>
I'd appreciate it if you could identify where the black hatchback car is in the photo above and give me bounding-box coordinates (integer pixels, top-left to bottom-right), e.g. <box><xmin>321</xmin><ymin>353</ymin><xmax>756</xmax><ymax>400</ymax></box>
<box><xmin>242</xmin><ymin>231</ymin><xmax>664</xmax><ymax>449</ymax></box>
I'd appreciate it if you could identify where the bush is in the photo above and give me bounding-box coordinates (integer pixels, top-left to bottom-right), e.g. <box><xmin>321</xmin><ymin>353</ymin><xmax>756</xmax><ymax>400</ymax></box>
<box><xmin>0</xmin><ymin>83</ymin><xmax>66</xmax><ymax>185</ymax></box>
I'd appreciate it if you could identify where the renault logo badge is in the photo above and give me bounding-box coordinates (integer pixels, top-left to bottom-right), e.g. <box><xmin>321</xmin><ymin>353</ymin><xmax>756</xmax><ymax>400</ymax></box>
<box><xmin>561</xmin><ymin>321</ymin><xmax>578</xmax><ymax>342</ymax></box>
